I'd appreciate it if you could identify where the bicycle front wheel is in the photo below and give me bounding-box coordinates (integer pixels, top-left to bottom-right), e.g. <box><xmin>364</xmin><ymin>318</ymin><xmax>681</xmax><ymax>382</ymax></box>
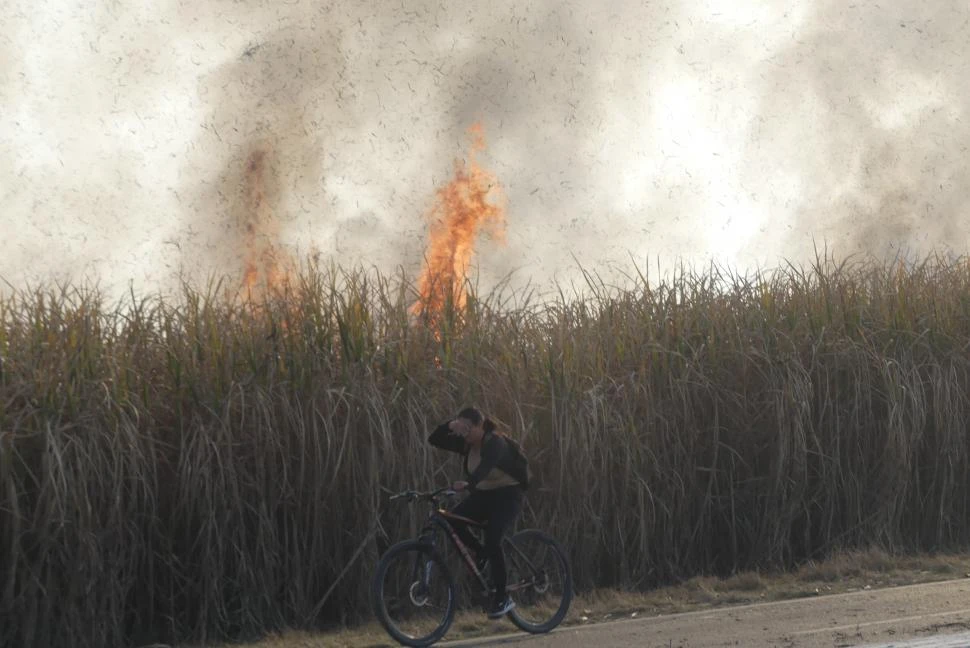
<box><xmin>371</xmin><ymin>540</ymin><xmax>457</xmax><ymax>647</ymax></box>
<box><xmin>505</xmin><ymin>529</ymin><xmax>573</xmax><ymax>634</ymax></box>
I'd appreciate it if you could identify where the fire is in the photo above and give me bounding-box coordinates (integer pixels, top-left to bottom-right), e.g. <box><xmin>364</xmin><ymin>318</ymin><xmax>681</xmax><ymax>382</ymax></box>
<box><xmin>411</xmin><ymin>123</ymin><xmax>506</xmax><ymax>322</ymax></box>
<box><xmin>239</xmin><ymin>147</ymin><xmax>293</xmax><ymax>298</ymax></box>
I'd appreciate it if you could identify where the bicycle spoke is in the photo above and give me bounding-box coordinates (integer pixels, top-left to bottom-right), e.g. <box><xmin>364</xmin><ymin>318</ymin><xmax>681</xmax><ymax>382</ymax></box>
<box><xmin>373</xmin><ymin>542</ymin><xmax>455</xmax><ymax>646</ymax></box>
<box><xmin>505</xmin><ymin>530</ymin><xmax>573</xmax><ymax>634</ymax></box>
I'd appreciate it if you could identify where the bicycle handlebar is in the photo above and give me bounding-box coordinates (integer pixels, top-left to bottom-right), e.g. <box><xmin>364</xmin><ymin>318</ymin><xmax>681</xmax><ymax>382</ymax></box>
<box><xmin>389</xmin><ymin>487</ymin><xmax>457</xmax><ymax>504</ymax></box>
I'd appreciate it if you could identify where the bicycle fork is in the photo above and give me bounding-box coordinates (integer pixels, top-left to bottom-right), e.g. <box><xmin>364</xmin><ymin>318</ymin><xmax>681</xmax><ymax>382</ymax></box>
<box><xmin>409</xmin><ymin>522</ymin><xmax>438</xmax><ymax>604</ymax></box>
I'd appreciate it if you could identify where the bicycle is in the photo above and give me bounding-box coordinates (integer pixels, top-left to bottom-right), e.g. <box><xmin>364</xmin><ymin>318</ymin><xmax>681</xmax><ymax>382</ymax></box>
<box><xmin>371</xmin><ymin>486</ymin><xmax>573</xmax><ymax>647</ymax></box>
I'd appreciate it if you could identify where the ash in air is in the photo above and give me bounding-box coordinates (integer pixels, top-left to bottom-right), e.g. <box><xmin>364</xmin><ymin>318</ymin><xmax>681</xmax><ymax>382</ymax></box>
<box><xmin>2</xmin><ymin>0</ymin><xmax>969</xmax><ymax>297</ymax></box>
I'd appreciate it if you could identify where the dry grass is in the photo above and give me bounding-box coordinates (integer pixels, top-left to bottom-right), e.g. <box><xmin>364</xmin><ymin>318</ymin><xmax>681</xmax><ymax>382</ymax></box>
<box><xmin>6</xmin><ymin>254</ymin><xmax>970</xmax><ymax>647</ymax></box>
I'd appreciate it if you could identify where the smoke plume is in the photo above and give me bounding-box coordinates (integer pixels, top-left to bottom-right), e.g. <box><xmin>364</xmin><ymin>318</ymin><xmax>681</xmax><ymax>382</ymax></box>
<box><xmin>2</xmin><ymin>1</ymin><xmax>969</xmax><ymax>296</ymax></box>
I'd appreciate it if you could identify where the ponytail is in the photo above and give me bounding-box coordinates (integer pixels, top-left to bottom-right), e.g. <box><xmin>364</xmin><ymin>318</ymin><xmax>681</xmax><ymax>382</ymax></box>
<box><xmin>483</xmin><ymin>417</ymin><xmax>498</xmax><ymax>434</ymax></box>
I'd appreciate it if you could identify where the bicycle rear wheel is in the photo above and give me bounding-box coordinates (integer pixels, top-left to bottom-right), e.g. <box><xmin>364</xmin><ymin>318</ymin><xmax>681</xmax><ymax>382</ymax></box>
<box><xmin>371</xmin><ymin>540</ymin><xmax>456</xmax><ymax>647</ymax></box>
<box><xmin>505</xmin><ymin>529</ymin><xmax>573</xmax><ymax>634</ymax></box>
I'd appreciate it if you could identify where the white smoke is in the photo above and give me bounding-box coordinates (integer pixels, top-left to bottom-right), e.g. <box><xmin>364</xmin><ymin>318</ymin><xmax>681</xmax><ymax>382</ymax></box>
<box><xmin>2</xmin><ymin>0</ymin><xmax>968</xmax><ymax>297</ymax></box>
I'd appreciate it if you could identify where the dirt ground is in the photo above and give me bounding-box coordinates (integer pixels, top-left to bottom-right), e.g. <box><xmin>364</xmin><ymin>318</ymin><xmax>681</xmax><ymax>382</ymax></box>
<box><xmin>442</xmin><ymin>579</ymin><xmax>970</xmax><ymax>647</ymax></box>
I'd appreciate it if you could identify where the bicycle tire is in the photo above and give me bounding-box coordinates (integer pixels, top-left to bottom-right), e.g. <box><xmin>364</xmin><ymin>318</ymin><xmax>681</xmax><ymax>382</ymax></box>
<box><xmin>505</xmin><ymin>529</ymin><xmax>573</xmax><ymax>634</ymax></box>
<box><xmin>371</xmin><ymin>540</ymin><xmax>457</xmax><ymax>647</ymax></box>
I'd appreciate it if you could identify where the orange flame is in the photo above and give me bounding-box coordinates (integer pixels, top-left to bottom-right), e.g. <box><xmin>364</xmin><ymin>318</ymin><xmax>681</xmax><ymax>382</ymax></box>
<box><xmin>411</xmin><ymin>124</ymin><xmax>506</xmax><ymax>322</ymax></box>
<box><xmin>239</xmin><ymin>147</ymin><xmax>293</xmax><ymax>298</ymax></box>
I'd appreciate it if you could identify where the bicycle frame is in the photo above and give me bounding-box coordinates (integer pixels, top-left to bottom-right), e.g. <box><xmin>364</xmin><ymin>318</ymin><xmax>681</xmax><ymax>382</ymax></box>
<box><xmin>389</xmin><ymin>488</ymin><xmax>547</xmax><ymax>602</ymax></box>
<box><xmin>418</xmin><ymin>508</ymin><xmax>491</xmax><ymax>592</ymax></box>
<box><xmin>503</xmin><ymin>537</ymin><xmax>547</xmax><ymax>595</ymax></box>
<box><xmin>422</xmin><ymin>511</ymin><xmax>545</xmax><ymax>598</ymax></box>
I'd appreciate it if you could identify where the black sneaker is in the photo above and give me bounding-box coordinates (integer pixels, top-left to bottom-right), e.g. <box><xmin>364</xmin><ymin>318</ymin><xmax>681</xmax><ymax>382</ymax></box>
<box><xmin>487</xmin><ymin>595</ymin><xmax>515</xmax><ymax>619</ymax></box>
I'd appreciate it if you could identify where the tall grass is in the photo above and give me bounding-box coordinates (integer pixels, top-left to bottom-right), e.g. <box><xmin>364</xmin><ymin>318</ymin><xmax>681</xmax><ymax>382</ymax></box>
<box><xmin>4</xmin><ymin>254</ymin><xmax>970</xmax><ymax>647</ymax></box>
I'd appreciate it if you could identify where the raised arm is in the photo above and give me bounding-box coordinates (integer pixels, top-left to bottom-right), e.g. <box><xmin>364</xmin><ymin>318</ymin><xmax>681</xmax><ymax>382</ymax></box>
<box><xmin>427</xmin><ymin>420</ymin><xmax>466</xmax><ymax>454</ymax></box>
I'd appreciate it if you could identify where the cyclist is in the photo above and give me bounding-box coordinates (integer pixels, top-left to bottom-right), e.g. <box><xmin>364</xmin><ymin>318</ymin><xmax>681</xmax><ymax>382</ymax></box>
<box><xmin>427</xmin><ymin>406</ymin><xmax>530</xmax><ymax>619</ymax></box>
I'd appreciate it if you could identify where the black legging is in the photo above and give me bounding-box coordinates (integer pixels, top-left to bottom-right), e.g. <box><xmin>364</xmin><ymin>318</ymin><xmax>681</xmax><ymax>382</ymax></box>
<box><xmin>450</xmin><ymin>485</ymin><xmax>523</xmax><ymax>600</ymax></box>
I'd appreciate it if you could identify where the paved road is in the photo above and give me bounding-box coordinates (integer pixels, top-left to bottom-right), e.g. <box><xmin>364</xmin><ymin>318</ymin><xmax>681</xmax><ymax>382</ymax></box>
<box><xmin>860</xmin><ymin>631</ymin><xmax>970</xmax><ymax>647</ymax></box>
<box><xmin>443</xmin><ymin>579</ymin><xmax>970</xmax><ymax>647</ymax></box>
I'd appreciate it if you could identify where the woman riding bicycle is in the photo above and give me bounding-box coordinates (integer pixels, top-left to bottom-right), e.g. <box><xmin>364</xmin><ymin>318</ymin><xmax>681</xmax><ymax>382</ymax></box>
<box><xmin>427</xmin><ymin>406</ymin><xmax>530</xmax><ymax>619</ymax></box>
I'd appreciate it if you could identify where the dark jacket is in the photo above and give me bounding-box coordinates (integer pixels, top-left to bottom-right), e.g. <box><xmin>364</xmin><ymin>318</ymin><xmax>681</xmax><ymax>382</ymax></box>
<box><xmin>427</xmin><ymin>422</ymin><xmax>530</xmax><ymax>490</ymax></box>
